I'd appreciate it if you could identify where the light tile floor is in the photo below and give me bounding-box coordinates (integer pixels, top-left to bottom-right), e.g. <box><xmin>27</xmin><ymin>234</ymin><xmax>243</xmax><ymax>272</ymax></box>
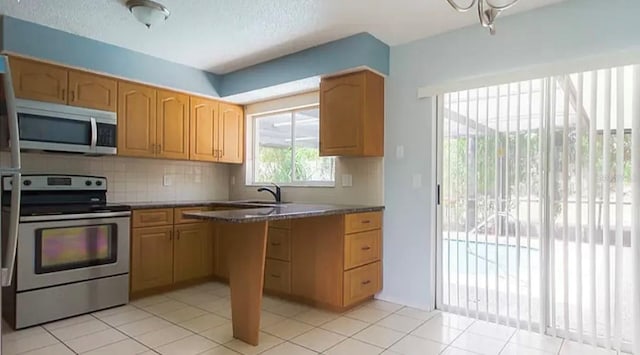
<box><xmin>0</xmin><ymin>282</ymin><xmax>632</xmax><ymax>355</ymax></box>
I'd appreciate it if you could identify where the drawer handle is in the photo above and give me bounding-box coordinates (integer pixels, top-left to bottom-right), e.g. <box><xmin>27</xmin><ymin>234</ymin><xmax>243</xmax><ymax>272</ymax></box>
<box><xmin>361</xmin><ymin>220</ymin><xmax>371</xmax><ymax>224</ymax></box>
<box><xmin>270</xmin><ymin>274</ymin><xmax>281</xmax><ymax>278</ymax></box>
<box><xmin>271</xmin><ymin>242</ymin><xmax>282</xmax><ymax>246</ymax></box>
<box><xmin>361</xmin><ymin>280</ymin><xmax>371</xmax><ymax>285</ymax></box>
<box><xmin>361</xmin><ymin>246</ymin><xmax>371</xmax><ymax>251</ymax></box>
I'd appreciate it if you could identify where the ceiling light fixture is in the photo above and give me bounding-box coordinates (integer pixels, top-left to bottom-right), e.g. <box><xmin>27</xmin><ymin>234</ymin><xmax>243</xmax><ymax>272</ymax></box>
<box><xmin>126</xmin><ymin>0</ymin><xmax>170</xmax><ymax>29</ymax></box>
<box><xmin>445</xmin><ymin>0</ymin><xmax>520</xmax><ymax>35</ymax></box>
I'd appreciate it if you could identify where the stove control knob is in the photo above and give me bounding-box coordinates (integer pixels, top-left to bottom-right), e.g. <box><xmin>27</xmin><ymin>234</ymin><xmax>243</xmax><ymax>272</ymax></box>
<box><xmin>23</xmin><ymin>180</ymin><xmax>31</xmax><ymax>186</ymax></box>
<box><xmin>85</xmin><ymin>180</ymin><xmax>92</xmax><ymax>186</ymax></box>
<box><xmin>96</xmin><ymin>180</ymin><xmax>103</xmax><ymax>186</ymax></box>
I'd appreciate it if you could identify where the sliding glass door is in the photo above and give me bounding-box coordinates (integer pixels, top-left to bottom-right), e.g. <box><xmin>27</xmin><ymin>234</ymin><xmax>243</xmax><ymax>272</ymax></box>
<box><xmin>437</xmin><ymin>66</ymin><xmax>637</xmax><ymax>353</ymax></box>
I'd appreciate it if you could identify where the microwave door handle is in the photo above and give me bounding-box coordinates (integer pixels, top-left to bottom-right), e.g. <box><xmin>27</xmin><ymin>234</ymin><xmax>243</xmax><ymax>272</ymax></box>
<box><xmin>2</xmin><ymin>55</ymin><xmax>21</xmax><ymax>171</ymax></box>
<box><xmin>2</xmin><ymin>172</ymin><xmax>21</xmax><ymax>287</ymax></box>
<box><xmin>90</xmin><ymin>117</ymin><xmax>97</xmax><ymax>150</ymax></box>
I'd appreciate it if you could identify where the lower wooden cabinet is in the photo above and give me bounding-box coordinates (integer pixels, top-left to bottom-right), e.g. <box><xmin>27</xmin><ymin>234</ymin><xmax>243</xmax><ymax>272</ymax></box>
<box><xmin>290</xmin><ymin>212</ymin><xmax>383</xmax><ymax>309</ymax></box>
<box><xmin>174</xmin><ymin>223</ymin><xmax>214</xmax><ymax>283</ymax></box>
<box><xmin>264</xmin><ymin>259</ymin><xmax>291</xmax><ymax>294</ymax></box>
<box><xmin>343</xmin><ymin>261</ymin><xmax>381</xmax><ymax>305</ymax></box>
<box><xmin>130</xmin><ymin>208</ymin><xmax>214</xmax><ymax>295</ymax></box>
<box><xmin>130</xmin><ymin>225</ymin><xmax>174</xmax><ymax>293</ymax></box>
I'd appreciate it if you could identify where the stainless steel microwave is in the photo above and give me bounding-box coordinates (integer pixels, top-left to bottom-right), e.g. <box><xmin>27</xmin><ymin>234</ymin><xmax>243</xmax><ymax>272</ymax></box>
<box><xmin>16</xmin><ymin>99</ymin><xmax>117</xmax><ymax>155</ymax></box>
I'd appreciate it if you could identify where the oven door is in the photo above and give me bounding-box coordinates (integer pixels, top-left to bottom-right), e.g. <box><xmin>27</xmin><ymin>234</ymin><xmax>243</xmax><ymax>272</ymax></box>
<box><xmin>16</xmin><ymin>212</ymin><xmax>130</xmax><ymax>292</ymax></box>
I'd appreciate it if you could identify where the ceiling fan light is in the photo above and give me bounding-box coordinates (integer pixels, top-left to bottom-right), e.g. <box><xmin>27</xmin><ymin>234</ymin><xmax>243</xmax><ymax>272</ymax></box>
<box><xmin>126</xmin><ymin>0</ymin><xmax>170</xmax><ymax>29</ymax></box>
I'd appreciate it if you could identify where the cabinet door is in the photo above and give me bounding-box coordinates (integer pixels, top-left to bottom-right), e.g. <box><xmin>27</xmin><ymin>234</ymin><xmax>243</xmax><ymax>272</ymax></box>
<box><xmin>68</xmin><ymin>70</ymin><xmax>117</xmax><ymax>111</ymax></box>
<box><xmin>117</xmin><ymin>82</ymin><xmax>157</xmax><ymax>158</ymax></box>
<box><xmin>319</xmin><ymin>72</ymin><xmax>365</xmax><ymax>156</ymax></box>
<box><xmin>217</xmin><ymin>103</ymin><xmax>244</xmax><ymax>164</ymax></box>
<box><xmin>157</xmin><ymin>90</ymin><xmax>190</xmax><ymax>160</ymax></box>
<box><xmin>174</xmin><ymin>223</ymin><xmax>213</xmax><ymax>283</ymax></box>
<box><xmin>190</xmin><ymin>97</ymin><xmax>218</xmax><ymax>162</ymax></box>
<box><xmin>10</xmin><ymin>57</ymin><xmax>68</xmax><ymax>104</ymax></box>
<box><xmin>131</xmin><ymin>226</ymin><xmax>174</xmax><ymax>293</ymax></box>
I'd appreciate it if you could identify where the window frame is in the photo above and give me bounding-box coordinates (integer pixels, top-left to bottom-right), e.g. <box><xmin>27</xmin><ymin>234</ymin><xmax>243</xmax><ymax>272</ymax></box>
<box><xmin>247</xmin><ymin>104</ymin><xmax>335</xmax><ymax>187</ymax></box>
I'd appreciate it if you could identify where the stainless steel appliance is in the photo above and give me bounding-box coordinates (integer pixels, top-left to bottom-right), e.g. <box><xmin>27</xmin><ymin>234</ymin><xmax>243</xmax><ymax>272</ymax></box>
<box><xmin>16</xmin><ymin>99</ymin><xmax>117</xmax><ymax>155</ymax></box>
<box><xmin>1</xmin><ymin>174</ymin><xmax>131</xmax><ymax>329</ymax></box>
<box><xmin>0</xmin><ymin>55</ymin><xmax>23</xmax><ymax>353</ymax></box>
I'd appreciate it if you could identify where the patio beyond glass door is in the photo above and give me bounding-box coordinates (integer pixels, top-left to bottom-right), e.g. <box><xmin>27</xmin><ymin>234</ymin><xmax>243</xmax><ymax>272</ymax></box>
<box><xmin>437</xmin><ymin>66</ymin><xmax>638</xmax><ymax>353</ymax></box>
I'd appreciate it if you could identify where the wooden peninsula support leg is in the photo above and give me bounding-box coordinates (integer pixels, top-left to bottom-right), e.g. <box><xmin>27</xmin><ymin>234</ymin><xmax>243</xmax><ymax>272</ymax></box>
<box><xmin>223</xmin><ymin>221</ymin><xmax>268</xmax><ymax>346</ymax></box>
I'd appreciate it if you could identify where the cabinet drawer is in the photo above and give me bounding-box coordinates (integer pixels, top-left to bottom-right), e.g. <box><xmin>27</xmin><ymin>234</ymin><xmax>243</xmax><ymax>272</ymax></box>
<box><xmin>344</xmin><ymin>230</ymin><xmax>381</xmax><ymax>270</ymax></box>
<box><xmin>345</xmin><ymin>212</ymin><xmax>382</xmax><ymax>234</ymax></box>
<box><xmin>269</xmin><ymin>219</ymin><xmax>291</xmax><ymax>229</ymax></box>
<box><xmin>343</xmin><ymin>261</ymin><xmax>381</xmax><ymax>306</ymax></box>
<box><xmin>264</xmin><ymin>260</ymin><xmax>291</xmax><ymax>294</ymax></box>
<box><xmin>267</xmin><ymin>228</ymin><xmax>291</xmax><ymax>261</ymax></box>
<box><xmin>132</xmin><ymin>208</ymin><xmax>174</xmax><ymax>228</ymax></box>
<box><xmin>174</xmin><ymin>206</ymin><xmax>213</xmax><ymax>224</ymax></box>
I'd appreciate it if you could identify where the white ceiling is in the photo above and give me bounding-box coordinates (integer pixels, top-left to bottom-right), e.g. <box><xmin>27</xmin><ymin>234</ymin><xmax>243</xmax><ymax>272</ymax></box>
<box><xmin>0</xmin><ymin>0</ymin><xmax>562</xmax><ymax>74</ymax></box>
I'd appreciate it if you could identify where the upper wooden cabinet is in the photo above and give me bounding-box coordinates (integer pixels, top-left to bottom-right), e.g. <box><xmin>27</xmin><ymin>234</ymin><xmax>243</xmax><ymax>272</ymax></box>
<box><xmin>319</xmin><ymin>70</ymin><xmax>384</xmax><ymax>157</ymax></box>
<box><xmin>10</xmin><ymin>57</ymin><xmax>68</xmax><ymax>105</ymax></box>
<box><xmin>68</xmin><ymin>70</ymin><xmax>117</xmax><ymax>111</ymax></box>
<box><xmin>218</xmin><ymin>103</ymin><xmax>244</xmax><ymax>164</ymax></box>
<box><xmin>10</xmin><ymin>57</ymin><xmax>117</xmax><ymax>111</ymax></box>
<box><xmin>118</xmin><ymin>82</ymin><xmax>157</xmax><ymax>158</ymax></box>
<box><xmin>157</xmin><ymin>90</ymin><xmax>190</xmax><ymax>160</ymax></box>
<box><xmin>190</xmin><ymin>97</ymin><xmax>219</xmax><ymax>162</ymax></box>
<box><xmin>10</xmin><ymin>56</ymin><xmax>245</xmax><ymax>164</ymax></box>
<box><xmin>189</xmin><ymin>98</ymin><xmax>244</xmax><ymax>164</ymax></box>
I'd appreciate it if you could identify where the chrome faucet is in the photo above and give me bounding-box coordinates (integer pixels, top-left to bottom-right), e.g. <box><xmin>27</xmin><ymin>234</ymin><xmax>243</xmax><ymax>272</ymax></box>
<box><xmin>257</xmin><ymin>183</ymin><xmax>281</xmax><ymax>203</ymax></box>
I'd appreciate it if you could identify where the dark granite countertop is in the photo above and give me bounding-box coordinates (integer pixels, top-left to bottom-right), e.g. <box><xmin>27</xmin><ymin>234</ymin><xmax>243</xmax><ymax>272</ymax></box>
<box><xmin>183</xmin><ymin>203</ymin><xmax>384</xmax><ymax>223</ymax></box>
<box><xmin>117</xmin><ymin>200</ymin><xmax>275</xmax><ymax>209</ymax></box>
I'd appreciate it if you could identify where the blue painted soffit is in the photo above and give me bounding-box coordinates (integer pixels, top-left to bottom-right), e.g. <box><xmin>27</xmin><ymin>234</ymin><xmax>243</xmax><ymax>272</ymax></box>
<box><xmin>219</xmin><ymin>32</ymin><xmax>390</xmax><ymax>97</ymax></box>
<box><xmin>1</xmin><ymin>16</ymin><xmax>222</xmax><ymax>97</ymax></box>
<box><xmin>0</xmin><ymin>16</ymin><xmax>390</xmax><ymax>100</ymax></box>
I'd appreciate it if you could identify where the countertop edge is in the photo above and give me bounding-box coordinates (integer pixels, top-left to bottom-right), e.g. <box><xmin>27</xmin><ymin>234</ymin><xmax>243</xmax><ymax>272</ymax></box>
<box><xmin>183</xmin><ymin>205</ymin><xmax>385</xmax><ymax>223</ymax></box>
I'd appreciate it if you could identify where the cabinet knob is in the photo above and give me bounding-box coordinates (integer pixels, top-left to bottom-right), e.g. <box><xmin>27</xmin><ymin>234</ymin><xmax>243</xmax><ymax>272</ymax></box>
<box><xmin>361</xmin><ymin>280</ymin><xmax>371</xmax><ymax>285</ymax></box>
<box><xmin>361</xmin><ymin>220</ymin><xmax>371</xmax><ymax>224</ymax></box>
<box><xmin>361</xmin><ymin>246</ymin><xmax>371</xmax><ymax>251</ymax></box>
<box><xmin>270</xmin><ymin>274</ymin><xmax>281</xmax><ymax>279</ymax></box>
<box><xmin>271</xmin><ymin>242</ymin><xmax>281</xmax><ymax>247</ymax></box>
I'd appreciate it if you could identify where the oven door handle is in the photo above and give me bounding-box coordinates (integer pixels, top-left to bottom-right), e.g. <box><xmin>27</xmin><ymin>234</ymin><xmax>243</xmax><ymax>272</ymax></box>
<box><xmin>90</xmin><ymin>117</ymin><xmax>98</xmax><ymax>151</ymax></box>
<box><xmin>2</xmin><ymin>172</ymin><xmax>21</xmax><ymax>287</ymax></box>
<box><xmin>20</xmin><ymin>211</ymin><xmax>131</xmax><ymax>223</ymax></box>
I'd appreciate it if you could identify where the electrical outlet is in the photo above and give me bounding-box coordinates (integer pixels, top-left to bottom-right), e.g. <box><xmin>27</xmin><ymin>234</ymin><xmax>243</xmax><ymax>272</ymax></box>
<box><xmin>163</xmin><ymin>175</ymin><xmax>172</xmax><ymax>186</ymax></box>
<box><xmin>341</xmin><ymin>174</ymin><xmax>353</xmax><ymax>187</ymax></box>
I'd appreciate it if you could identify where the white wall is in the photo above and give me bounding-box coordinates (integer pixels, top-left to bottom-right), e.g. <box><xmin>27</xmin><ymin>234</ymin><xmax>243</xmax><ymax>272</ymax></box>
<box><xmin>2</xmin><ymin>152</ymin><xmax>230</xmax><ymax>203</ymax></box>
<box><xmin>381</xmin><ymin>0</ymin><xmax>640</xmax><ymax>309</ymax></box>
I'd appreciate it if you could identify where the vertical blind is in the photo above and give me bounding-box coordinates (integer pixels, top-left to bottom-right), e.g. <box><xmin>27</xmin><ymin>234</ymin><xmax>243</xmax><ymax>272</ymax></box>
<box><xmin>439</xmin><ymin>65</ymin><xmax>640</xmax><ymax>353</ymax></box>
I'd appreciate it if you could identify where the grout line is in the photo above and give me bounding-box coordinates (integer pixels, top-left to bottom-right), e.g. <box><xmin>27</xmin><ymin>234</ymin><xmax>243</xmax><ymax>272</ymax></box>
<box><xmin>40</xmin><ymin>326</ymin><xmax>80</xmax><ymax>355</ymax></box>
<box><xmin>90</xmin><ymin>314</ymin><xmax>156</xmax><ymax>353</ymax></box>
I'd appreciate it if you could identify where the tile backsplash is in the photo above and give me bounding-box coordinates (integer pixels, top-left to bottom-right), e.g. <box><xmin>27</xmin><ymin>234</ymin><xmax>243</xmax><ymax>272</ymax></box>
<box><xmin>1</xmin><ymin>152</ymin><xmax>230</xmax><ymax>203</ymax></box>
<box><xmin>228</xmin><ymin>157</ymin><xmax>384</xmax><ymax>205</ymax></box>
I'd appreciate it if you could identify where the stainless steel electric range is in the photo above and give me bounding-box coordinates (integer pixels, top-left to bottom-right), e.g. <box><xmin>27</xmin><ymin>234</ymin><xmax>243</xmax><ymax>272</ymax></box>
<box><xmin>1</xmin><ymin>174</ymin><xmax>131</xmax><ymax>329</ymax></box>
